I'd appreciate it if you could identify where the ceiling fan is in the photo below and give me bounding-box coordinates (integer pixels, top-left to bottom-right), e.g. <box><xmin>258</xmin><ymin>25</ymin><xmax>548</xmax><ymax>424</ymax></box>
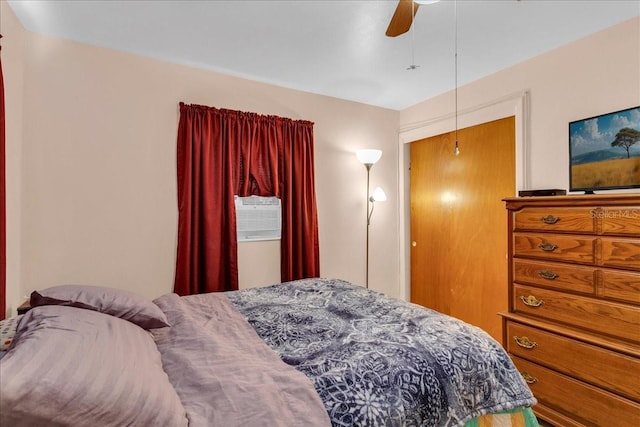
<box><xmin>386</xmin><ymin>0</ymin><xmax>440</xmax><ymax>37</ymax></box>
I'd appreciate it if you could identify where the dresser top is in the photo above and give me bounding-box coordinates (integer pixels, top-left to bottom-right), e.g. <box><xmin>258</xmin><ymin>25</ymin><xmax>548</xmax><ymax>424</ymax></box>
<box><xmin>504</xmin><ymin>193</ymin><xmax>640</xmax><ymax>210</ymax></box>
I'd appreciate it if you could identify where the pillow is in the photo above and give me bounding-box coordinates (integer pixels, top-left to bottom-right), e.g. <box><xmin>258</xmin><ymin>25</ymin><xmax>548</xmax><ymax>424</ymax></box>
<box><xmin>30</xmin><ymin>285</ymin><xmax>170</xmax><ymax>329</ymax></box>
<box><xmin>0</xmin><ymin>305</ymin><xmax>188</xmax><ymax>427</ymax></box>
<box><xmin>0</xmin><ymin>315</ymin><xmax>23</xmax><ymax>359</ymax></box>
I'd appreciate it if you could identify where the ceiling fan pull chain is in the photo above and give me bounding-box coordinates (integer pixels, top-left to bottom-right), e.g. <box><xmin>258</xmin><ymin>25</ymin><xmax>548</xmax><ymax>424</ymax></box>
<box><xmin>408</xmin><ymin>0</ymin><xmax>419</xmax><ymax>70</ymax></box>
<box><xmin>454</xmin><ymin>0</ymin><xmax>460</xmax><ymax>156</ymax></box>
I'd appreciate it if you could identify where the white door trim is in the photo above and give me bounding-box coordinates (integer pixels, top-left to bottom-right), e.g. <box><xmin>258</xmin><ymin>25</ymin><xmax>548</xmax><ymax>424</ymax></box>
<box><xmin>396</xmin><ymin>90</ymin><xmax>531</xmax><ymax>301</ymax></box>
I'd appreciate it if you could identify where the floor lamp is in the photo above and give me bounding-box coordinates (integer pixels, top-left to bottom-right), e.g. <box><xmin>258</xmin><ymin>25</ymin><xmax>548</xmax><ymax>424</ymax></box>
<box><xmin>356</xmin><ymin>149</ymin><xmax>386</xmax><ymax>288</ymax></box>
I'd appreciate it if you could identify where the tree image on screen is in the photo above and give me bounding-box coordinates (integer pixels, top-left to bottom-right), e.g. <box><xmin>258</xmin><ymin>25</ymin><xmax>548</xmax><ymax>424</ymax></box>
<box><xmin>611</xmin><ymin>127</ymin><xmax>640</xmax><ymax>159</ymax></box>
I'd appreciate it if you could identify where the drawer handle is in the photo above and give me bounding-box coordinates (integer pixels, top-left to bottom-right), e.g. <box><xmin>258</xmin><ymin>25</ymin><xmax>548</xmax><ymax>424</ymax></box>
<box><xmin>520</xmin><ymin>295</ymin><xmax>544</xmax><ymax>307</ymax></box>
<box><xmin>537</xmin><ymin>270</ymin><xmax>559</xmax><ymax>280</ymax></box>
<box><xmin>540</xmin><ymin>215</ymin><xmax>560</xmax><ymax>224</ymax></box>
<box><xmin>538</xmin><ymin>242</ymin><xmax>558</xmax><ymax>252</ymax></box>
<box><xmin>520</xmin><ymin>371</ymin><xmax>539</xmax><ymax>384</ymax></box>
<box><xmin>514</xmin><ymin>335</ymin><xmax>538</xmax><ymax>349</ymax></box>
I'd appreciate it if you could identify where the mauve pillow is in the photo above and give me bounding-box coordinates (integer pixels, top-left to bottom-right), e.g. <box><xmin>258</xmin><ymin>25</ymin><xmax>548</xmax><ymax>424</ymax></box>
<box><xmin>30</xmin><ymin>285</ymin><xmax>170</xmax><ymax>329</ymax></box>
<box><xmin>0</xmin><ymin>305</ymin><xmax>188</xmax><ymax>427</ymax></box>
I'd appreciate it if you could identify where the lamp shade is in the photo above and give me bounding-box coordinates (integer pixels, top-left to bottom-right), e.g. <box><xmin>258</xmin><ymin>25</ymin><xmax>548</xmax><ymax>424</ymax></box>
<box><xmin>414</xmin><ymin>0</ymin><xmax>440</xmax><ymax>5</ymax></box>
<box><xmin>371</xmin><ymin>187</ymin><xmax>387</xmax><ymax>202</ymax></box>
<box><xmin>356</xmin><ymin>149</ymin><xmax>382</xmax><ymax>165</ymax></box>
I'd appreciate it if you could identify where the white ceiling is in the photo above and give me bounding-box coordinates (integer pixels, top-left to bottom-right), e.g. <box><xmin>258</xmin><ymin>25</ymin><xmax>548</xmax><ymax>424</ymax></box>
<box><xmin>6</xmin><ymin>0</ymin><xmax>640</xmax><ymax>110</ymax></box>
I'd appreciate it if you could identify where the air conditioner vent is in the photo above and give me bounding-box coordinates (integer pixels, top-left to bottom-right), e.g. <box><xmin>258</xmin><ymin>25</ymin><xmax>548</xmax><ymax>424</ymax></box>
<box><xmin>234</xmin><ymin>196</ymin><xmax>281</xmax><ymax>242</ymax></box>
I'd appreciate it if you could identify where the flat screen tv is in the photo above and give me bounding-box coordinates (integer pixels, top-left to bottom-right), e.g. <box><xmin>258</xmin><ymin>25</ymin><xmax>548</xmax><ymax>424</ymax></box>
<box><xmin>569</xmin><ymin>105</ymin><xmax>640</xmax><ymax>193</ymax></box>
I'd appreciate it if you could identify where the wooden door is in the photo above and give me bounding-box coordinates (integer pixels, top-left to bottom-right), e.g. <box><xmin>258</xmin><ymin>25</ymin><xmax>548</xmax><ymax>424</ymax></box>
<box><xmin>410</xmin><ymin>116</ymin><xmax>515</xmax><ymax>342</ymax></box>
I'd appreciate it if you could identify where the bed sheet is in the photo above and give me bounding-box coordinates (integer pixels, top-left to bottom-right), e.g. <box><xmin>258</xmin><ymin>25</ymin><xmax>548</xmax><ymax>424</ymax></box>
<box><xmin>153</xmin><ymin>291</ymin><xmax>331</xmax><ymax>427</ymax></box>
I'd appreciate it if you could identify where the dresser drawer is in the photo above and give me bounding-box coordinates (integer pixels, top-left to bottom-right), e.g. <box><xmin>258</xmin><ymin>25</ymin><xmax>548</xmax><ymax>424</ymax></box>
<box><xmin>510</xmin><ymin>356</ymin><xmax>640</xmax><ymax>426</ymax></box>
<box><xmin>506</xmin><ymin>321</ymin><xmax>640</xmax><ymax>401</ymax></box>
<box><xmin>601</xmin><ymin>268</ymin><xmax>640</xmax><ymax>304</ymax></box>
<box><xmin>512</xmin><ymin>260</ymin><xmax>640</xmax><ymax>304</ymax></box>
<box><xmin>601</xmin><ymin>238</ymin><xmax>640</xmax><ymax>271</ymax></box>
<box><xmin>598</xmin><ymin>206</ymin><xmax>640</xmax><ymax>236</ymax></box>
<box><xmin>513</xmin><ymin>233</ymin><xmax>596</xmax><ymax>264</ymax></box>
<box><xmin>513</xmin><ymin>285</ymin><xmax>640</xmax><ymax>343</ymax></box>
<box><xmin>513</xmin><ymin>259</ymin><xmax>596</xmax><ymax>295</ymax></box>
<box><xmin>513</xmin><ymin>207</ymin><xmax>595</xmax><ymax>233</ymax></box>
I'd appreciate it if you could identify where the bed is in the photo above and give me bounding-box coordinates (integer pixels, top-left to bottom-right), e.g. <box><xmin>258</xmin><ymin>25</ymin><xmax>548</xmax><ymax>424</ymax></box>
<box><xmin>0</xmin><ymin>278</ymin><xmax>538</xmax><ymax>427</ymax></box>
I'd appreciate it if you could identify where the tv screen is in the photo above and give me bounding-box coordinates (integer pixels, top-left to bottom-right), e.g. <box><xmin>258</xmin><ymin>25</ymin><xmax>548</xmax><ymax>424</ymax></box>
<box><xmin>569</xmin><ymin>105</ymin><xmax>640</xmax><ymax>193</ymax></box>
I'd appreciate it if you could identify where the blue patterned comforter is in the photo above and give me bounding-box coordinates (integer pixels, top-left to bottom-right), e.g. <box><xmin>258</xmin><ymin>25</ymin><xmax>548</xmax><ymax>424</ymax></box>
<box><xmin>227</xmin><ymin>278</ymin><xmax>536</xmax><ymax>427</ymax></box>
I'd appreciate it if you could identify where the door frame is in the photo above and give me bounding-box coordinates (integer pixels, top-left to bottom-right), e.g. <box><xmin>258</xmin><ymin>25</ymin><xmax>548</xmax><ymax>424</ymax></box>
<box><xmin>397</xmin><ymin>90</ymin><xmax>532</xmax><ymax>301</ymax></box>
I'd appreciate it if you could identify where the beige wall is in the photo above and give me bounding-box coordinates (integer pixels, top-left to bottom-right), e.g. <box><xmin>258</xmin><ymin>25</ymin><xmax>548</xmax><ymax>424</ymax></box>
<box><xmin>2</xmin><ymin>1</ymin><xmax>26</xmax><ymax>317</ymax></box>
<box><xmin>2</xmin><ymin>2</ymin><xmax>400</xmax><ymax>317</ymax></box>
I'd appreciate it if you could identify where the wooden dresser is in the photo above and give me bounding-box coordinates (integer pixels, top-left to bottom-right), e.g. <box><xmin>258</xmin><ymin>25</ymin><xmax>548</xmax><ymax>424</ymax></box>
<box><xmin>501</xmin><ymin>194</ymin><xmax>640</xmax><ymax>426</ymax></box>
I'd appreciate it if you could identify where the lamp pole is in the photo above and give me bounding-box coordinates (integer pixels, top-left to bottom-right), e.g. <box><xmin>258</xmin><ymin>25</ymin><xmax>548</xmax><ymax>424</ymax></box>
<box><xmin>364</xmin><ymin>163</ymin><xmax>372</xmax><ymax>288</ymax></box>
<box><xmin>356</xmin><ymin>148</ymin><xmax>382</xmax><ymax>290</ymax></box>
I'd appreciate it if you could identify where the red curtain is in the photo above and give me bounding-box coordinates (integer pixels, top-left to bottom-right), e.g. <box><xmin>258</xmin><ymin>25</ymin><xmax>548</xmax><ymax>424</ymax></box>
<box><xmin>278</xmin><ymin>120</ymin><xmax>320</xmax><ymax>280</ymax></box>
<box><xmin>174</xmin><ymin>103</ymin><xmax>319</xmax><ymax>295</ymax></box>
<box><xmin>0</xmin><ymin>35</ymin><xmax>6</xmax><ymax>319</ymax></box>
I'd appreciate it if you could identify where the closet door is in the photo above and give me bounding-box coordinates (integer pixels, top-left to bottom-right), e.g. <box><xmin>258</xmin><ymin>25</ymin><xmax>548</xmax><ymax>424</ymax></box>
<box><xmin>410</xmin><ymin>116</ymin><xmax>515</xmax><ymax>342</ymax></box>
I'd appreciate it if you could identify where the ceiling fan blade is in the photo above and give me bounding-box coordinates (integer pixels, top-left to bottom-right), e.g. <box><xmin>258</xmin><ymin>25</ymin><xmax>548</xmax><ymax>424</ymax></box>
<box><xmin>386</xmin><ymin>0</ymin><xmax>420</xmax><ymax>37</ymax></box>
